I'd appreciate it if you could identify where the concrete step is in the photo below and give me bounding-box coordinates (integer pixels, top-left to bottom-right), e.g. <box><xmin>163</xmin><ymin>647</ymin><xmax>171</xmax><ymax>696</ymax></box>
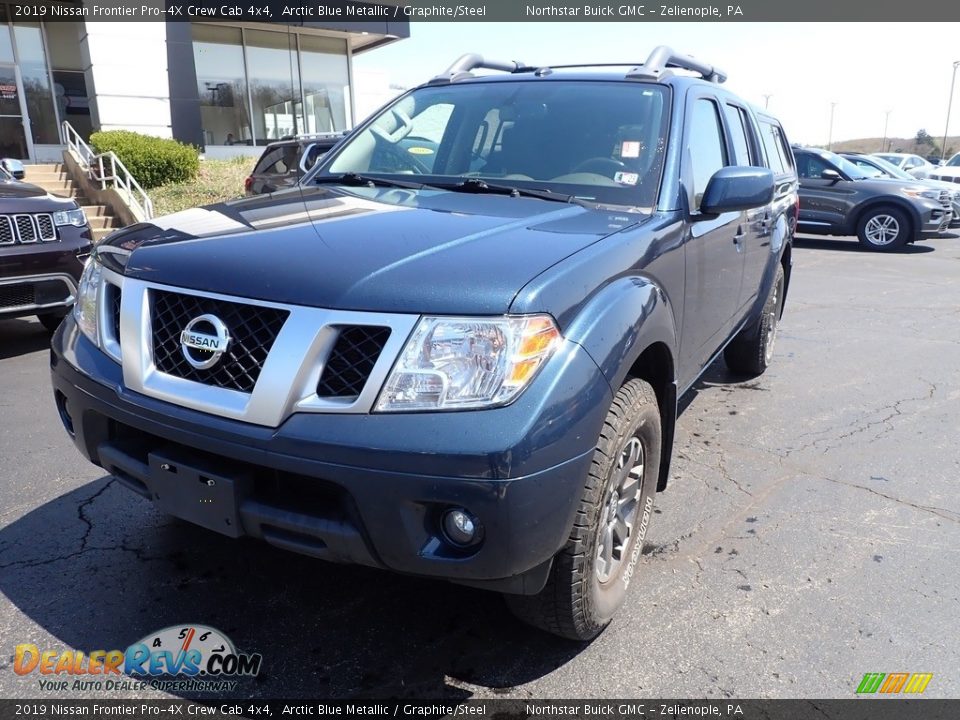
<box><xmin>24</xmin><ymin>171</ymin><xmax>70</xmax><ymax>182</ymax></box>
<box><xmin>79</xmin><ymin>204</ymin><xmax>109</xmax><ymax>218</ymax></box>
<box><xmin>92</xmin><ymin>227</ymin><xmax>114</xmax><ymax>242</ymax></box>
<box><xmin>84</xmin><ymin>214</ymin><xmax>115</xmax><ymax>230</ymax></box>
<box><xmin>26</xmin><ymin>163</ymin><xmax>63</xmax><ymax>173</ymax></box>
<box><xmin>31</xmin><ymin>180</ymin><xmax>77</xmax><ymax>193</ymax></box>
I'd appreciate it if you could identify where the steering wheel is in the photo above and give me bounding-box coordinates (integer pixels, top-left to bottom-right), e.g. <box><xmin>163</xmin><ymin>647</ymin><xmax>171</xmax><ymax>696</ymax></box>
<box><xmin>570</xmin><ymin>157</ymin><xmax>626</xmax><ymax>177</ymax></box>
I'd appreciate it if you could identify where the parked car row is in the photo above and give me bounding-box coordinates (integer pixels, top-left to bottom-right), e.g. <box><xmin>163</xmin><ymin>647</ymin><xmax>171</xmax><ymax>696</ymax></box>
<box><xmin>793</xmin><ymin>147</ymin><xmax>955</xmax><ymax>251</ymax></box>
<box><xmin>244</xmin><ymin>131</ymin><xmax>349</xmax><ymax>196</ymax></box>
<box><xmin>875</xmin><ymin>152</ymin><xmax>960</xmax><ymax>184</ymax></box>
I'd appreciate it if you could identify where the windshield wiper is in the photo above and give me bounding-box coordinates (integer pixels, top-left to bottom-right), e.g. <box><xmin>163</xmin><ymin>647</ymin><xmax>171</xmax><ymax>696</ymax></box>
<box><xmin>441</xmin><ymin>178</ymin><xmax>593</xmax><ymax>206</ymax></box>
<box><xmin>313</xmin><ymin>172</ymin><xmax>428</xmax><ymax>190</ymax></box>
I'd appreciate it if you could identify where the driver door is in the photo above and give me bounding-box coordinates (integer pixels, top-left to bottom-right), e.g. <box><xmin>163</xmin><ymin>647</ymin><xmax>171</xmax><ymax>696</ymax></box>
<box><xmin>796</xmin><ymin>153</ymin><xmax>852</xmax><ymax>227</ymax></box>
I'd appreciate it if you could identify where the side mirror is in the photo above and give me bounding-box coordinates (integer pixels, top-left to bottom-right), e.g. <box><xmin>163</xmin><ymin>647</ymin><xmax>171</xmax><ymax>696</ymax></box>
<box><xmin>699</xmin><ymin>166</ymin><xmax>774</xmax><ymax>215</ymax></box>
<box><xmin>1</xmin><ymin>158</ymin><xmax>25</xmax><ymax>180</ymax></box>
<box><xmin>820</xmin><ymin>168</ymin><xmax>842</xmax><ymax>184</ymax></box>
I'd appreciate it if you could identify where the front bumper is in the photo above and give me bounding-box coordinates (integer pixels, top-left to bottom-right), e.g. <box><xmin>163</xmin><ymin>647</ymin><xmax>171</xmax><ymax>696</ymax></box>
<box><xmin>50</xmin><ymin>316</ymin><xmax>612</xmax><ymax>594</ymax></box>
<box><xmin>0</xmin><ymin>225</ymin><xmax>90</xmax><ymax>319</ymax></box>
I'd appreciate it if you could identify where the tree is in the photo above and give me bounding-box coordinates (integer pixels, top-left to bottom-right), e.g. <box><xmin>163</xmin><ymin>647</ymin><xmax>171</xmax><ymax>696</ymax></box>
<box><xmin>915</xmin><ymin>129</ymin><xmax>940</xmax><ymax>153</ymax></box>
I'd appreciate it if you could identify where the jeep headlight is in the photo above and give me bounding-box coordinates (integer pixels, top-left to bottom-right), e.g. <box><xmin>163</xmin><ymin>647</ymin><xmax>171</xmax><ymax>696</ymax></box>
<box><xmin>53</xmin><ymin>208</ymin><xmax>88</xmax><ymax>227</ymax></box>
<box><xmin>73</xmin><ymin>256</ymin><xmax>103</xmax><ymax>345</ymax></box>
<box><xmin>375</xmin><ymin>315</ymin><xmax>561</xmax><ymax>412</ymax></box>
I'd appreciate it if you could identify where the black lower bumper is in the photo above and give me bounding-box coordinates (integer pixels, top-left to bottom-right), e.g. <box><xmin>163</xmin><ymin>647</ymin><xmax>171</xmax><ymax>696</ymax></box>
<box><xmin>50</xmin><ymin>319</ymin><xmax>610</xmax><ymax>595</ymax></box>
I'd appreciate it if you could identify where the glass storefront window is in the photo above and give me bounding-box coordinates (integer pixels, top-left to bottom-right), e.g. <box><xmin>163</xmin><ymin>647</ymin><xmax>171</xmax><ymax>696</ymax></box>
<box><xmin>299</xmin><ymin>35</ymin><xmax>350</xmax><ymax>134</ymax></box>
<box><xmin>0</xmin><ymin>7</ymin><xmax>15</xmax><ymax>63</ymax></box>
<box><xmin>192</xmin><ymin>24</ymin><xmax>251</xmax><ymax>146</ymax></box>
<box><xmin>245</xmin><ymin>29</ymin><xmax>301</xmax><ymax>144</ymax></box>
<box><xmin>12</xmin><ymin>22</ymin><xmax>59</xmax><ymax>144</ymax></box>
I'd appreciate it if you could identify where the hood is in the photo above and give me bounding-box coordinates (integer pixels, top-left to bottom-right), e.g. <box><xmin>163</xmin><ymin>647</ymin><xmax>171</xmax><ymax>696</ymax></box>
<box><xmin>0</xmin><ymin>180</ymin><xmax>51</xmax><ymax>198</ymax></box>
<box><xmin>106</xmin><ymin>186</ymin><xmax>646</xmax><ymax>315</ymax></box>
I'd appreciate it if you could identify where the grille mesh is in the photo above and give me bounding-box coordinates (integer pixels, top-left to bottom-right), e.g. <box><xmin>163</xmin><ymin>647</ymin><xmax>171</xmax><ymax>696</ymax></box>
<box><xmin>0</xmin><ymin>283</ymin><xmax>35</xmax><ymax>309</ymax></box>
<box><xmin>151</xmin><ymin>290</ymin><xmax>288</xmax><ymax>393</ymax></box>
<box><xmin>109</xmin><ymin>284</ymin><xmax>122</xmax><ymax>342</ymax></box>
<box><xmin>0</xmin><ymin>217</ymin><xmax>13</xmax><ymax>245</ymax></box>
<box><xmin>14</xmin><ymin>215</ymin><xmax>37</xmax><ymax>242</ymax></box>
<box><xmin>36</xmin><ymin>214</ymin><xmax>56</xmax><ymax>241</ymax></box>
<box><xmin>317</xmin><ymin>326</ymin><xmax>391</xmax><ymax>398</ymax></box>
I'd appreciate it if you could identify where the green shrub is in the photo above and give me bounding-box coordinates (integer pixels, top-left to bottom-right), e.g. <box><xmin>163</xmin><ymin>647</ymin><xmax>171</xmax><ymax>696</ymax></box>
<box><xmin>89</xmin><ymin>130</ymin><xmax>199</xmax><ymax>189</ymax></box>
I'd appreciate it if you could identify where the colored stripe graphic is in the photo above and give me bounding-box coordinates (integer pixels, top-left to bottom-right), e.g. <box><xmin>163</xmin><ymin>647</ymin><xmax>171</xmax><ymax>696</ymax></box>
<box><xmin>879</xmin><ymin>672</ymin><xmax>910</xmax><ymax>693</ymax></box>
<box><xmin>903</xmin><ymin>673</ymin><xmax>933</xmax><ymax>694</ymax></box>
<box><xmin>856</xmin><ymin>673</ymin><xmax>885</xmax><ymax>694</ymax></box>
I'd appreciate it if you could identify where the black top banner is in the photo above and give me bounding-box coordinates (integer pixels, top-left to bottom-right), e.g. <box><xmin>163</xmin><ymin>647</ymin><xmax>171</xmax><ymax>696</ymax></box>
<box><xmin>6</xmin><ymin>0</ymin><xmax>960</xmax><ymax>22</ymax></box>
<box><xmin>2</xmin><ymin>699</ymin><xmax>960</xmax><ymax>720</ymax></box>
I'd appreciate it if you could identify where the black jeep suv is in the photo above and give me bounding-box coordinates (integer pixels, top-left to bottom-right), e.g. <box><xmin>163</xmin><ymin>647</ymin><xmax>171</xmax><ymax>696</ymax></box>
<box><xmin>794</xmin><ymin>146</ymin><xmax>951</xmax><ymax>251</ymax></box>
<box><xmin>51</xmin><ymin>47</ymin><xmax>796</xmax><ymax>640</ymax></box>
<box><xmin>1</xmin><ymin>165</ymin><xmax>92</xmax><ymax>331</ymax></box>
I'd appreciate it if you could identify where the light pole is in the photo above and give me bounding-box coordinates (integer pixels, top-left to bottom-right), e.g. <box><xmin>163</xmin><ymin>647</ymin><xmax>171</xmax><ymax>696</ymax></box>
<box><xmin>762</xmin><ymin>94</ymin><xmax>773</xmax><ymax>109</ymax></box>
<box><xmin>882</xmin><ymin>110</ymin><xmax>892</xmax><ymax>153</ymax></box>
<box><xmin>941</xmin><ymin>61</ymin><xmax>960</xmax><ymax>161</ymax></box>
<box><xmin>828</xmin><ymin>102</ymin><xmax>837</xmax><ymax>151</ymax></box>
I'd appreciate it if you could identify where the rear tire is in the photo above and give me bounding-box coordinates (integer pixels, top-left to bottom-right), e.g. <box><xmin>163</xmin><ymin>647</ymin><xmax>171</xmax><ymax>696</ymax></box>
<box><xmin>724</xmin><ymin>264</ymin><xmax>785</xmax><ymax>377</ymax></box>
<box><xmin>856</xmin><ymin>206</ymin><xmax>910</xmax><ymax>251</ymax></box>
<box><xmin>506</xmin><ymin>378</ymin><xmax>661</xmax><ymax>641</ymax></box>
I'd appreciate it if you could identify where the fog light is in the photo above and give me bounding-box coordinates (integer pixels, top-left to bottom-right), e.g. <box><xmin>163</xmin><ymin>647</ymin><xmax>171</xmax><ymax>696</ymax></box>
<box><xmin>442</xmin><ymin>508</ymin><xmax>480</xmax><ymax>547</ymax></box>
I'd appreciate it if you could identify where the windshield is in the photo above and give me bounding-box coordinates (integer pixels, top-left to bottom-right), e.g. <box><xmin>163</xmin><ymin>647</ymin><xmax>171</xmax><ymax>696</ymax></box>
<box><xmin>947</xmin><ymin>155</ymin><xmax>960</xmax><ymax>167</ymax></box>
<box><xmin>320</xmin><ymin>80</ymin><xmax>670</xmax><ymax>207</ymax></box>
<box><xmin>846</xmin><ymin>160</ymin><xmax>887</xmax><ymax>178</ymax></box>
<box><xmin>863</xmin><ymin>155</ymin><xmax>914</xmax><ymax>180</ymax></box>
<box><xmin>875</xmin><ymin>154</ymin><xmax>904</xmax><ymax>168</ymax></box>
<box><xmin>816</xmin><ymin>149</ymin><xmax>869</xmax><ymax>179</ymax></box>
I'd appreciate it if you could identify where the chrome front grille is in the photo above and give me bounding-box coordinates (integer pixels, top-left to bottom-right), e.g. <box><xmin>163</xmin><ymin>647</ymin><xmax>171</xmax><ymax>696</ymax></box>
<box><xmin>0</xmin><ymin>214</ymin><xmax>57</xmax><ymax>244</ymax></box>
<box><xmin>151</xmin><ymin>289</ymin><xmax>289</xmax><ymax>393</ymax></box>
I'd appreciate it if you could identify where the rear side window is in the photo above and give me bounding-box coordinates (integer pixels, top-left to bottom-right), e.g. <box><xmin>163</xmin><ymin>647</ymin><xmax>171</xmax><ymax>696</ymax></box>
<box><xmin>254</xmin><ymin>146</ymin><xmax>298</xmax><ymax>175</ymax></box>
<box><xmin>724</xmin><ymin>104</ymin><xmax>755</xmax><ymax>166</ymax></box>
<box><xmin>688</xmin><ymin>99</ymin><xmax>728</xmax><ymax>208</ymax></box>
<box><xmin>759</xmin><ymin>121</ymin><xmax>788</xmax><ymax>175</ymax></box>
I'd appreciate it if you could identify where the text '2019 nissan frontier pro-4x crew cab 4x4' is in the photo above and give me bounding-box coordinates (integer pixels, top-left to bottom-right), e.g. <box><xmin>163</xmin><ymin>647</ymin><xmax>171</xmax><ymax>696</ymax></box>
<box><xmin>51</xmin><ymin>48</ymin><xmax>797</xmax><ymax>640</ymax></box>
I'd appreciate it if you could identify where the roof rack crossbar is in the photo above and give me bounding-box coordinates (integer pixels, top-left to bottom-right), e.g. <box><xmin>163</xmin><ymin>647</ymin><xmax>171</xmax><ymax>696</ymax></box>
<box><xmin>429</xmin><ymin>53</ymin><xmax>528</xmax><ymax>85</ymax></box>
<box><xmin>626</xmin><ymin>45</ymin><xmax>727</xmax><ymax>84</ymax></box>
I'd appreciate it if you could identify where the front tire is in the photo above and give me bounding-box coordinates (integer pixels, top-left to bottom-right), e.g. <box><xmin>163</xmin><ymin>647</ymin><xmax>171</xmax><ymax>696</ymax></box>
<box><xmin>856</xmin><ymin>206</ymin><xmax>910</xmax><ymax>251</ymax></box>
<box><xmin>724</xmin><ymin>264</ymin><xmax>785</xmax><ymax>377</ymax></box>
<box><xmin>506</xmin><ymin>378</ymin><xmax>661</xmax><ymax>641</ymax></box>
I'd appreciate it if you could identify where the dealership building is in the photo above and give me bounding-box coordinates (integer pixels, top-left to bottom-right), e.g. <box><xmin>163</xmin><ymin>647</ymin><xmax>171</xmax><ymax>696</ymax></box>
<box><xmin>0</xmin><ymin>2</ymin><xmax>408</xmax><ymax>161</ymax></box>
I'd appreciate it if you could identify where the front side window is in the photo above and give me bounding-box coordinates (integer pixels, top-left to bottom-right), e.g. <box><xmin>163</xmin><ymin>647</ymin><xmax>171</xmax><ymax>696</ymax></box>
<box><xmin>324</xmin><ymin>81</ymin><xmax>671</xmax><ymax>207</ymax></box>
<box><xmin>686</xmin><ymin>98</ymin><xmax>727</xmax><ymax>208</ymax></box>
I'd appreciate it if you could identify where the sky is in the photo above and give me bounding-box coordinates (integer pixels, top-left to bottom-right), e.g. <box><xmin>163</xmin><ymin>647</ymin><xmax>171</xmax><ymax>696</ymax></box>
<box><xmin>353</xmin><ymin>22</ymin><xmax>960</xmax><ymax>147</ymax></box>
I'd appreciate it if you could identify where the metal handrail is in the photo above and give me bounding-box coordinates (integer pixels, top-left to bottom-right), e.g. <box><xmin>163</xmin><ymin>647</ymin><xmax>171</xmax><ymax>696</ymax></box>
<box><xmin>61</xmin><ymin>120</ymin><xmax>154</xmax><ymax>220</ymax></box>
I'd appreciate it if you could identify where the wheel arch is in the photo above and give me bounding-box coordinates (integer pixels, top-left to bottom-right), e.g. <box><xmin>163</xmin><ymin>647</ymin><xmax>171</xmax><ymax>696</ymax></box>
<box><xmin>849</xmin><ymin>198</ymin><xmax>919</xmax><ymax>240</ymax></box>
<box><xmin>562</xmin><ymin>276</ymin><xmax>679</xmax><ymax>493</ymax></box>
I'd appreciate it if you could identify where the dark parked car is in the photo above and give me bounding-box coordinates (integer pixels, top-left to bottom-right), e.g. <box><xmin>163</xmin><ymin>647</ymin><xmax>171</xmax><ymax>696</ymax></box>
<box><xmin>244</xmin><ymin>132</ymin><xmax>349</xmax><ymax>196</ymax></box>
<box><xmin>51</xmin><ymin>47</ymin><xmax>795</xmax><ymax>640</ymax></box>
<box><xmin>794</xmin><ymin>147</ymin><xmax>951</xmax><ymax>251</ymax></box>
<box><xmin>840</xmin><ymin>152</ymin><xmax>960</xmax><ymax>227</ymax></box>
<box><xmin>1</xmin><ymin>165</ymin><xmax>92</xmax><ymax>332</ymax></box>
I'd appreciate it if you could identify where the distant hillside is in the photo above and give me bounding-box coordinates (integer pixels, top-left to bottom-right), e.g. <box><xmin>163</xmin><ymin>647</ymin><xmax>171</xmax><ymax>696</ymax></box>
<box><xmin>830</xmin><ymin>135</ymin><xmax>960</xmax><ymax>158</ymax></box>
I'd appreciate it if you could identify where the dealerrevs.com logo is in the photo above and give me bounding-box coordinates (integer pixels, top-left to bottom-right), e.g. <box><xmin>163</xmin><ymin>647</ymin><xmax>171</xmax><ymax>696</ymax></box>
<box><xmin>14</xmin><ymin>625</ymin><xmax>262</xmax><ymax>693</ymax></box>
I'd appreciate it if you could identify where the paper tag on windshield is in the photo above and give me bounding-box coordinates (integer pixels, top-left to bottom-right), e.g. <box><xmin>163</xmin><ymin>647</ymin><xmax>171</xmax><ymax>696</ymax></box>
<box><xmin>614</xmin><ymin>171</ymin><xmax>639</xmax><ymax>186</ymax></box>
<box><xmin>621</xmin><ymin>141</ymin><xmax>641</xmax><ymax>158</ymax></box>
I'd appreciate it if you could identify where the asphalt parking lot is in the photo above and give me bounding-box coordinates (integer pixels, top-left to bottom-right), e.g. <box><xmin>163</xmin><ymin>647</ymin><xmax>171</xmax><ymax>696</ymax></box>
<box><xmin>1</xmin><ymin>232</ymin><xmax>958</xmax><ymax>701</ymax></box>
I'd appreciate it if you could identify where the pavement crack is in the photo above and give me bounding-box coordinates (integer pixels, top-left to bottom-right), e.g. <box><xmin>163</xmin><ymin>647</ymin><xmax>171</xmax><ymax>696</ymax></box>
<box><xmin>77</xmin><ymin>479</ymin><xmax>117</xmax><ymax>551</ymax></box>
<box><xmin>820</xmin><ymin>475</ymin><xmax>959</xmax><ymax>524</ymax></box>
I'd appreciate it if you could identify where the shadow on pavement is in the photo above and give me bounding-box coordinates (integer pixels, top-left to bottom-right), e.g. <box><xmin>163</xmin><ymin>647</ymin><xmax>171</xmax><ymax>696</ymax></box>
<box><xmin>793</xmin><ymin>235</ymin><xmax>936</xmax><ymax>253</ymax></box>
<box><xmin>0</xmin><ymin>477</ymin><xmax>583</xmax><ymax>700</ymax></box>
<box><xmin>0</xmin><ymin>318</ymin><xmax>52</xmax><ymax>360</ymax></box>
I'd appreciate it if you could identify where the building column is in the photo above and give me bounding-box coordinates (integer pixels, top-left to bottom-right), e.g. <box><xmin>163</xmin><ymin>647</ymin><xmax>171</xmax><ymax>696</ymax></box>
<box><xmin>80</xmin><ymin>21</ymin><xmax>173</xmax><ymax>138</ymax></box>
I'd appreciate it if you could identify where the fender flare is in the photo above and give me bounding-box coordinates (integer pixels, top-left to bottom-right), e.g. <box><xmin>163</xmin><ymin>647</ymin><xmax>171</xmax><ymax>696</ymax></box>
<box><xmin>563</xmin><ymin>276</ymin><xmax>680</xmax><ymax>491</ymax></box>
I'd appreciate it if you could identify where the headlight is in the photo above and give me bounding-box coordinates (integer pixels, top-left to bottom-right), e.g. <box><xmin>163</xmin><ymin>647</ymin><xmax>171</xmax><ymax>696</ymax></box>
<box><xmin>53</xmin><ymin>208</ymin><xmax>88</xmax><ymax>227</ymax></box>
<box><xmin>900</xmin><ymin>187</ymin><xmax>940</xmax><ymax>201</ymax></box>
<box><xmin>73</xmin><ymin>256</ymin><xmax>103</xmax><ymax>346</ymax></box>
<box><xmin>375</xmin><ymin>315</ymin><xmax>561</xmax><ymax>412</ymax></box>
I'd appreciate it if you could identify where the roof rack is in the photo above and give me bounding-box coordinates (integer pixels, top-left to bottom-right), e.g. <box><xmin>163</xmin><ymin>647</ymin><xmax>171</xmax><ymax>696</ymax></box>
<box><xmin>427</xmin><ymin>46</ymin><xmax>725</xmax><ymax>87</ymax></box>
<box><xmin>428</xmin><ymin>54</ymin><xmax>529</xmax><ymax>85</ymax></box>
<box><xmin>626</xmin><ymin>45</ymin><xmax>726</xmax><ymax>84</ymax></box>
